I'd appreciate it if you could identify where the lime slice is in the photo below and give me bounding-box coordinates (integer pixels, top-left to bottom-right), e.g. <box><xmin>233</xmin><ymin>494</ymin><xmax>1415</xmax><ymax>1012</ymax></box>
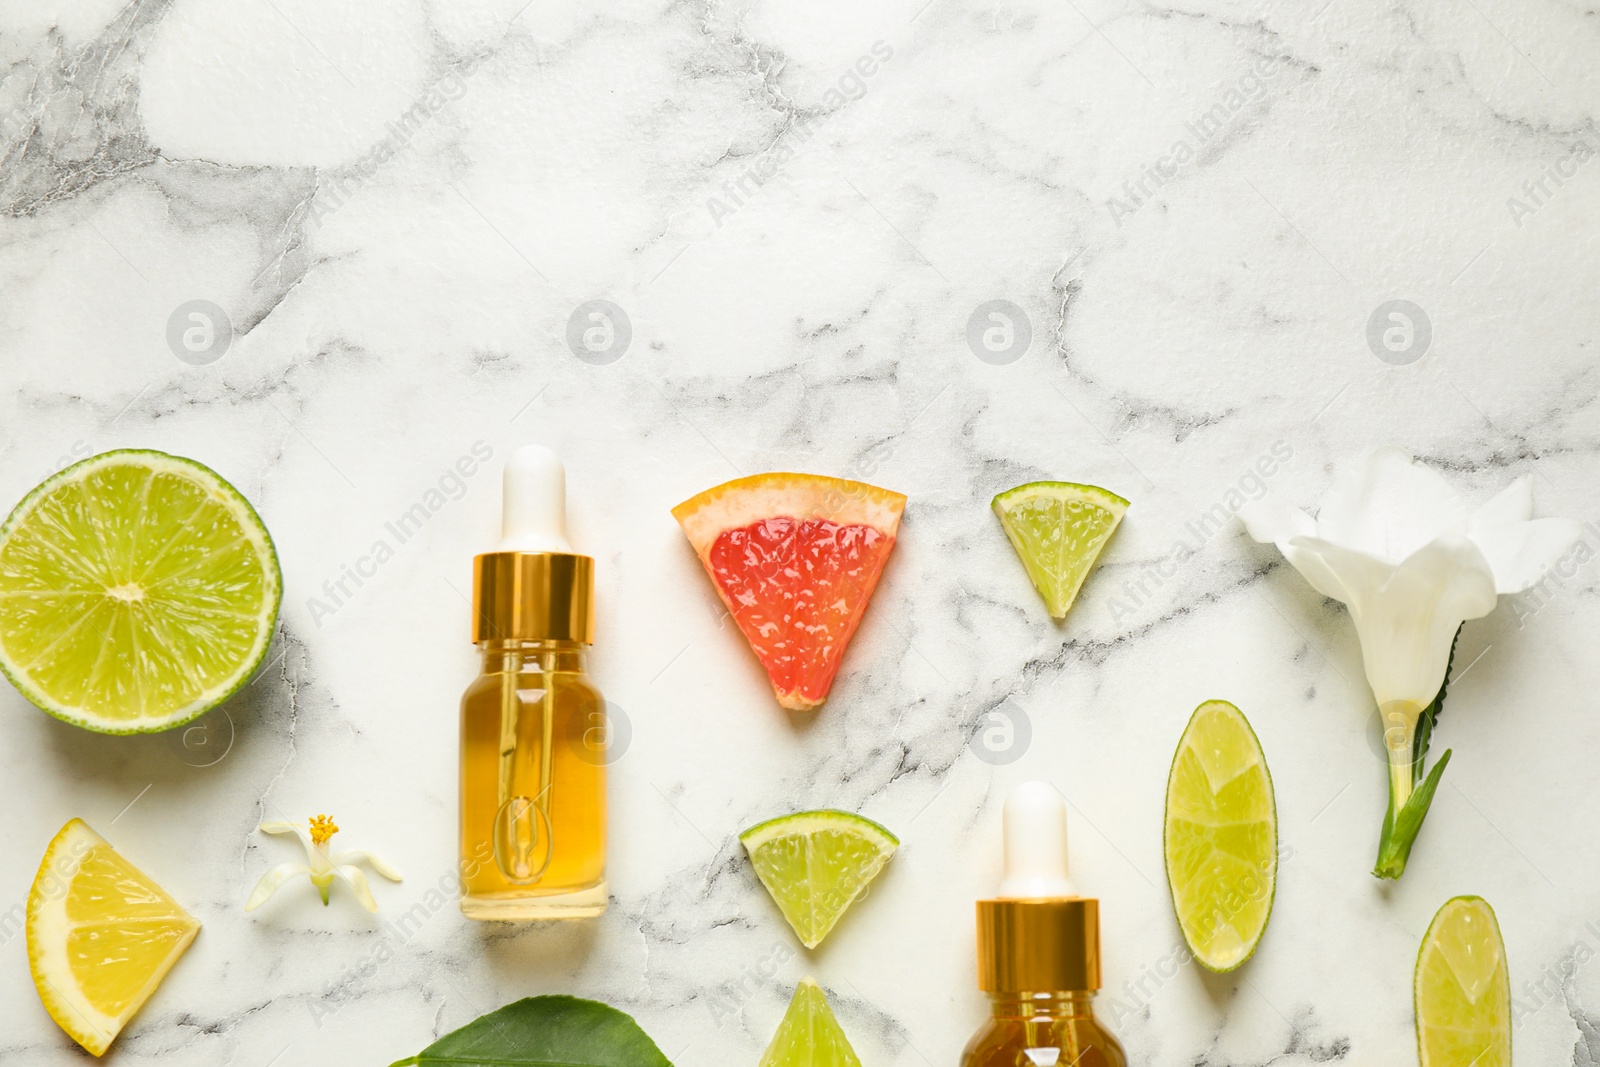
<box><xmin>759</xmin><ymin>977</ymin><xmax>863</xmax><ymax>1067</ymax></box>
<box><xmin>1416</xmin><ymin>896</ymin><xmax>1511</xmax><ymax>1067</ymax></box>
<box><xmin>740</xmin><ymin>810</ymin><xmax>897</xmax><ymax>949</ymax></box>
<box><xmin>0</xmin><ymin>450</ymin><xmax>281</xmax><ymax>733</ymax></box>
<box><xmin>1163</xmin><ymin>699</ymin><xmax>1277</xmax><ymax>972</ymax></box>
<box><xmin>992</xmin><ymin>481</ymin><xmax>1127</xmax><ymax>618</ymax></box>
<box><xmin>28</xmin><ymin>819</ymin><xmax>201</xmax><ymax>1055</ymax></box>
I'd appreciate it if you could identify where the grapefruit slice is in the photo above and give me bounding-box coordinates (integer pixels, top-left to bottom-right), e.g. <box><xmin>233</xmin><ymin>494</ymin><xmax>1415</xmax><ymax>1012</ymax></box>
<box><xmin>673</xmin><ymin>473</ymin><xmax>905</xmax><ymax>710</ymax></box>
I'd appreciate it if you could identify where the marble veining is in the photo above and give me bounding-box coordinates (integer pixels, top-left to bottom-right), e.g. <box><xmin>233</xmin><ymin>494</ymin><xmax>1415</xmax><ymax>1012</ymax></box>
<box><xmin>3</xmin><ymin>0</ymin><xmax>1600</xmax><ymax>1063</ymax></box>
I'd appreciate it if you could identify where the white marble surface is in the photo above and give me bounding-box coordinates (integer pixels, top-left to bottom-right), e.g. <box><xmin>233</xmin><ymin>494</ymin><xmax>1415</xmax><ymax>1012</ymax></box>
<box><xmin>2</xmin><ymin>0</ymin><xmax>1600</xmax><ymax>1063</ymax></box>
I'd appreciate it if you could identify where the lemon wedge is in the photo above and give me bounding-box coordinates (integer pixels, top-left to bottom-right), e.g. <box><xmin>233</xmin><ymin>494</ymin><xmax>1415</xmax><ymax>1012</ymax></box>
<box><xmin>27</xmin><ymin>819</ymin><xmax>200</xmax><ymax>1056</ymax></box>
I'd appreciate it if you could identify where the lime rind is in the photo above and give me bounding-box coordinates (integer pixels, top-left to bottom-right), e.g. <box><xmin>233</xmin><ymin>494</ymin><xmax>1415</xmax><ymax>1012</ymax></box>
<box><xmin>739</xmin><ymin>809</ymin><xmax>900</xmax><ymax>850</ymax></box>
<box><xmin>1415</xmin><ymin>896</ymin><xmax>1511</xmax><ymax>1067</ymax></box>
<box><xmin>992</xmin><ymin>480</ymin><xmax>1128</xmax><ymax>619</ymax></box>
<box><xmin>1163</xmin><ymin>699</ymin><xmax>1278</xmax><ymax>973</ymax></box>
<box><xmin>0</xmin><ymin>450</ymin><xmax>282</xmax><ymax>734</ymax></box>
<box><xmin>740</xmin><ymin>810</ymin><xmax>897</xmax><ymax>950</ymax></box>
<box><xmin>991</xmin><ymin>480</ymin><xmax>1130</xmax><ymax>513</ymax></box>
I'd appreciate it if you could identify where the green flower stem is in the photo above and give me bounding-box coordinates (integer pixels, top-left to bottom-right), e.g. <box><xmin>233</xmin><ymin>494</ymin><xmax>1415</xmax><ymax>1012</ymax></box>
<box><xmin>1370</xmin><ymin>627</ymin><xmax>1462</xmax><ymax>881</ymax></box>
<box><xmin>1388</xmin><ymin>752</ymin><xmax>1414</xmax><ymax>818</ymax></box>
<box><xmin>1373</xmin><ymin>737</ymin><xmax>1451</xmax><ymax>880</ymax></box>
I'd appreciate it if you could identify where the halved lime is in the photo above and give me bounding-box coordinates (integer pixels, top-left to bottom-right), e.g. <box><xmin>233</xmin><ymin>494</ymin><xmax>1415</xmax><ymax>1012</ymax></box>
<box><xmin>1163</xmin><ymin>699</ymin><xmax>1277</xmax><ymax>972</ymax></box>
<box><xmin>740</xmin><ymin>810</ymin><xmax>897</xmax><ymax>949</ymax></box>
<box><xmin>0</xmin><ymin>450</ymin><xmax>281</xmax><ymax>733</ymax></box>
<box><xmin>1416</xmin><ymin>896</ymin><xmax>1510</xmax><ymax>1067</ymax></box>
<box><xmin>759</xmin><ymin>978</ymin><xmax>862</xmax><ymax>1067</ymax></box>
<box><xmin>992</xmin><ymin>481</ymin><xmax>1127</xmax><ymax>618</ymax></box>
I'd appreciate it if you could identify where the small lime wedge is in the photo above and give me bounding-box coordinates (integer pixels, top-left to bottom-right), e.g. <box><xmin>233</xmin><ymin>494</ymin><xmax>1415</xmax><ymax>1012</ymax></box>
<box><xmin>759</xmin><ymin>978</ymin><xmax>863</xmax><ymax>1067</ymax></box>
<box><xmin>740</xmin><ymin>810</ymin><xmax>897</xmax><ymax>949</ymax></box>
<box><xmin>1163</xmin><ymin>699</ymin><xmax>1277</xmax><ymax>972</ymax></box>
<box><xmin>992</xmin><ymin>481</ymin><xmax>1127</xmax><ymax>618</ymax></box>
<box><xmin>0</xmin><ymin>450</ymin><xmax>281</xmax><ymax>733</ymax></box>
<box><xmin>1416</xmin><ymin>896</ymin><xmax>1511</xmax><ymax>1067</ymax></box>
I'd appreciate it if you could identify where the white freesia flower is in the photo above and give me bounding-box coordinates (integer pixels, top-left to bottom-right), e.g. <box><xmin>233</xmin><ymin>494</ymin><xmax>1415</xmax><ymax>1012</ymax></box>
<box><xmin>1242</xmin><ymin>447</ymin><xmax>1579</xmax><ymax>706</ymax></box>
<box><xmin>246</xmin><ymin>814</ymin><xmax>402</xmax><ymax>913</ymax></box>
<box><xmin>1241</xmin><ymin>447</ymin><xmax>1579</xmax><ymax>878</ymax></box>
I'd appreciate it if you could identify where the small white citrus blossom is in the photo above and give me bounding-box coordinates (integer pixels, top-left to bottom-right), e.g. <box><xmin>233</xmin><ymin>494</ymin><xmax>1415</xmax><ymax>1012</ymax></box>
<box><xmin>1241</xmin><ymin>447</ymin><xmax>1580</xmax><ymax>708</ymax></box>
<box><xmin>246</xmin><ymin>814</ymin><xmax>401</xmax><ymax>913</ymax></box>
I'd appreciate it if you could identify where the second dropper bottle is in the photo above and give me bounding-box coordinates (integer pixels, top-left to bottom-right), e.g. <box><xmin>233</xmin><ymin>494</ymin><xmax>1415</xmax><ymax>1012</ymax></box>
<box><xmin>961</xmin><ymin>781</ymin><xmax>1126</xmax><ymax>1067</ymax></box>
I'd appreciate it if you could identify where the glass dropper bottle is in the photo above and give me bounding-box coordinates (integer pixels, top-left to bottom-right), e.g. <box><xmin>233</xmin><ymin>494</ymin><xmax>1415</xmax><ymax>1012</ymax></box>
<box><xmin>458</xmin><ymin>445</ymin><xmax>608</xmax><ymax>920</ymax></box>
<box><xmin>961</xmin><ymin>781</ymin><xmax>1126</xmax><ymax>1067</ymax></box>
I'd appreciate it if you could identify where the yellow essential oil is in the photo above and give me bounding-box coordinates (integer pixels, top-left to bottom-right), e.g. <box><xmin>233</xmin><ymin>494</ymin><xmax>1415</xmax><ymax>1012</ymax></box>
<box><xmin>960</xmin><ymin>990</ymin><xmax>1126</xmax><ymax>1067</ymax></box>
<box><xmin>459</xmin><ymin>447</ymin><xmax>609</xmax><ymax>920</ymax></box>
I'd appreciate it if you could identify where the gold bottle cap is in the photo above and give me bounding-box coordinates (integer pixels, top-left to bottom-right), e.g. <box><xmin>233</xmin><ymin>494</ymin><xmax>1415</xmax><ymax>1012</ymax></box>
<box><xmin>976</xmin><ymin>897</ymin><xmax>1101</xmax><ymax>992</ymax></box>
<box><xmin>977</xmin><ymin>783</ymin><xmax>1100</xmax><ymax>992</ymax></box>
<box><xmin>474</xmin><ymin>446</ymin><xmax>593</xmax><ymax>644</ymax></box>
<box><xmin>471</xmin><ymin>551</ymin><xmax>594</xmax><ymax>644</ymax></box>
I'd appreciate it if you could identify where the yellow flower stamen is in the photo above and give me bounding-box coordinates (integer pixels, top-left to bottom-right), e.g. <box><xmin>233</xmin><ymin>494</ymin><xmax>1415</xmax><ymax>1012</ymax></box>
<box><xmin>308</xmin><ymin>814</ymin><xmax>338</xmax><ymax>847</ymax></box>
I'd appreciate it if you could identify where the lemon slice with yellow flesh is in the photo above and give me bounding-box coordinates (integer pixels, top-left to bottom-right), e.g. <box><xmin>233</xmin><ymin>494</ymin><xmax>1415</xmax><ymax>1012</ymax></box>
<box><xmin>28</xmin><ymin>819</ymin><xmax>200</xmax><ymax>1056</ymax></box>
<box><xmin>1163</xmin><ymin>699</ymin><xmax>1278</xmax><ymax>972</ymax></box>
<box><xmin>1416</xmin><ymin>896</ymin><xmax>1511</xmax><ymax>1067</ymax></box>
<box><xmin>759</xmin><ymin>978</ymin><xmax>863</xmax><ymax>1067</ymax></box>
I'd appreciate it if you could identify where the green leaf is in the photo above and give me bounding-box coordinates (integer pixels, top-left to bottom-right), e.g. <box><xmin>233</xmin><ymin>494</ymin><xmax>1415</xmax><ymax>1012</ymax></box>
<box><xmin>1410</xmin><ymin>624</ymin><xmax>1463</xmax><ymax>786</ymax></box>
<box><xmin>388</xmin><ymin>996</ymin><xmax>674</xmax><ymax>1067</ymax></box>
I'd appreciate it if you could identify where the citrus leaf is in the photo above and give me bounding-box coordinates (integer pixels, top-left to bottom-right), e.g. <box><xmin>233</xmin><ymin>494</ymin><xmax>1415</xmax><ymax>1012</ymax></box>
<box><xmin>388</xmin><ymin>996</ymin><xmax>673</xmax><ymax>1067</ymax></box>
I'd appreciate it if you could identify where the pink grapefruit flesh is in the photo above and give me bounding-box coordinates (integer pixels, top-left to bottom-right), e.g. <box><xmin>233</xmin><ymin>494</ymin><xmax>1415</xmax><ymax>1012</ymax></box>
<box><xmin>673</xmin><ymin>473</ymin><xmax>905</xmax><ymax>710</ymax></box>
